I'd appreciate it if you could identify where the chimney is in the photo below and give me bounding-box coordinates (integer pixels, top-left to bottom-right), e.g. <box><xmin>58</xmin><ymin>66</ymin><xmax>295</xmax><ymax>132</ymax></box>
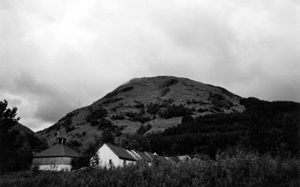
<box><xmin>56</xmin><ymin>132</ymin><xmax>66</xmax><ymax>144</ymax></box>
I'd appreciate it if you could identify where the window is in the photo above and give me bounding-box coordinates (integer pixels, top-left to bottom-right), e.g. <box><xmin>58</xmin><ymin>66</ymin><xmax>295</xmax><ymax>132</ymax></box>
<box><xmin>109</xmin><ymin>159</ymin><xmax>112</xmax><ymax>169</ymax></box>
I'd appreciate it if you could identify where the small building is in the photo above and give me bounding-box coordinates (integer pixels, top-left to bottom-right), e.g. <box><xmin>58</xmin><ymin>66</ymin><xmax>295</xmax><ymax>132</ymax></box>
<box><xmin>32</xmin><ymin>136</ymin><xmax>79</xmax><ymax>171</ymax></box>
<box><xmin>92</xmin><ymin>143</ymin><xmax>136</xmax><ymax>168</ymax></box>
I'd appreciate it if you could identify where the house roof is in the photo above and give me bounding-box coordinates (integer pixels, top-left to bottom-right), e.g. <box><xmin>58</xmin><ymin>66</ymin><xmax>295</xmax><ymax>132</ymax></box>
<box><xmin>157</xmin><ymin>155</ymin><xmax>168</xmax><ymax>161</ymax></box>
<box><xmin>34</xmin><ymin>144</ymin><xmax>79</xmax><ymax>158</ymax></box>
<box><xmin>145</xmin><ymin>151</ymin><xmax>155</xmax><ymax>160</ymax></box>
<box><xmin>133</xmin><ymin>150</ymin><xmax>152</xmax><ymax>162</ymax></box>
<box><xmin>106</xmin><ymin>144</ymin><xmax>136</xmax><ymax>161</ymax></box>
<box><xmin>128</xmin><ymin>150</ymin><xmax>140</xmax><ymax>160</ymax></box>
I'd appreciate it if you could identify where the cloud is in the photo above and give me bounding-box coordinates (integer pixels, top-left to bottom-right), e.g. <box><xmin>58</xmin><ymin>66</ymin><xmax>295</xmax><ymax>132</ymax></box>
<box><xmin>1</xmin><ymin>0</ymin><xmax>300</xmax><ymax>131</ymax></box>
<box><xmin>0</xmin><ymin>72</ymin><xmax>81</xmax><ymax>130</ymax></box>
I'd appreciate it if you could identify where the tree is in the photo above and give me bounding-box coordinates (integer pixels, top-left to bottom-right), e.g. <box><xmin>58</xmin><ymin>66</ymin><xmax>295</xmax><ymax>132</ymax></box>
<box><xmin>72</xmin><ymin>138</ymin><xmax>102</xmax><ymax>169</ymax></box>
<box><xmin>181</xmin><ymin>115</ymin><xmax>194</xmax><ymax>124</ymax></box>
<box><xmin>0</xmin><ymin>100</ymin><xmax>21</xmax><ymax>172</ymax></box>
<box><xmin>101</xmin><ymin>129</ymin><xmax>115</xmax><ymax>144</ymax></box>
<box><xmin>0</xmin><ymin>100</ymin><xmax>48</xmax><ymax>172</ymax></box>
<box><xmin>171</xmin><ymin>143</ymin><xmax>179</xmax><ymax>155</ymax></box>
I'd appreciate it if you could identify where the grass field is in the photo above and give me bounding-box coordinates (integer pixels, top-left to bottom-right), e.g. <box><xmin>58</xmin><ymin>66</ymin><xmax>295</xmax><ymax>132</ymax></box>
<box><xmin>1</xmin><ymin>151</ymin><xmax>300</xmax><ymax>187</ymax></box>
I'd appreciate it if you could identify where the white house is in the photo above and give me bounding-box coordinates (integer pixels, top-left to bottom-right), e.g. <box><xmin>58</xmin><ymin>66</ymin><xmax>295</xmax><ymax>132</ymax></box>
<box><xmin>91</xmin><ymin>143</ymin><xmax>171</xmax><ymax>168</ymax></box>
<box><xmin>32</xmin><ymin>136</ymin><xmax>79</xmax><ymax>171</ymax></box>
<box><xmin>92</xmin><ymin>143</ymin><xmax>136</xmax><ymax>168</ymax></box>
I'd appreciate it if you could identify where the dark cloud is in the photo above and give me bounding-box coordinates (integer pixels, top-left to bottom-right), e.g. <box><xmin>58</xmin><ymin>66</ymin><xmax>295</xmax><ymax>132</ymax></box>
<box><xmin>35</xmin><ymin>95</ymin><xmax>78</xmax><ymax>123</ymax></box>
<box><xmin>14</xmin><ymin>73</ymin><xmax>80</xmax><ymax>122</ymax></box>
<box><xmin>0</xmin><ymin>71</ymin><xmax>81</xmax><ymax>130</ymax></box>
<box><xmin>14</xmin><ymin>72</ymin><xmax>55</xmax><ymax>96</ymax></box>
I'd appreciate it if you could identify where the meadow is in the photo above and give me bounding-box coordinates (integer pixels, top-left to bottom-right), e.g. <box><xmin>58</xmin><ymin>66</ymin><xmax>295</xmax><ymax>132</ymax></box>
<box><xmin>1</xmin><ymin>151</ymin><xmax>300</xmax><ymax>187</ymax></box>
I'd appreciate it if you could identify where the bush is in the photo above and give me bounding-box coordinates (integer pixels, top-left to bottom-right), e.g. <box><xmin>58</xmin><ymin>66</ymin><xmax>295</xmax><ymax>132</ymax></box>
<box><xmin>97</xmin><ymin>119</ymin><xmax>114</xmax><ymax>130</ymax></box>
<box><xmin>111</xmin><ymin>114</ymin><xmax>125</xmax><ymax>120</ymax></box>
<box><xmin>158</xmin><ymin>104</ymin><xmax>192</xmax><ymax>119</ymax></box>
<box><xmin>65</xmin><ymin>125</ymin><xmax>75</xmax><ymax>133</ymax></box>
<box><xmin>90</xmin><ymin>119</ymin><xmax>99</xmax><ymax>126</ymax></box>
<box><xmin>197</xmin><ymin>107</ymin><xmax>207</xmax><ymax>112</ymax></box>
<box><xmin>136</xmin><ymin>124</ymin><xmax>152</xmax><ymax>135</ymax></box>
<box><xmin>125</xmin><ymin>111</ymin><xmax>151</xmax><ymax>123</ymax></box>
<box><xmin>146</xmin><ymin>102</ymin><xmax>168</xmax><ymax>115</ymax></box>
<box><xmin>86</xmin><ymin>107</ymin><xmax>107</xmax><ymax>122</ymax></box>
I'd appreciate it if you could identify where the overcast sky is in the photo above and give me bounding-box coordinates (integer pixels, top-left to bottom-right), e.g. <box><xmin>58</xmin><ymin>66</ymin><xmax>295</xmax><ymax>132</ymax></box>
<box><xmin>1</xmin><ymin>0</ymin><xmax>300</xmax><ymax>132</ymax></box>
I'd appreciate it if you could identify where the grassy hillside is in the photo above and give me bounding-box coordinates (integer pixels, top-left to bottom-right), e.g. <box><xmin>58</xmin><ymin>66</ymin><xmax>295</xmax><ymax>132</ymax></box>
<box><xmin>36</xmin><ymin>76</ymin><xmax>244</xmax><ymax>152</ymax></box>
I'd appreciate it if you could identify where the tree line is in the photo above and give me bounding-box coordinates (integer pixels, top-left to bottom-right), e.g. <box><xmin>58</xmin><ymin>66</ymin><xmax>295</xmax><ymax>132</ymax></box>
<box><xmin>145</xmin><ymin>97</ymin><xmax>300</xmax><ymax>158</ymax></box>
<box><xmin>0</xmin><ymin>100</ymin><xmax>48</xmax><ymax>172</ymax></box>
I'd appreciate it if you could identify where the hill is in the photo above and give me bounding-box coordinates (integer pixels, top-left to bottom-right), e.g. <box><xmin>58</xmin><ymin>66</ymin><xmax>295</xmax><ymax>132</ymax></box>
<box><xmin>13</xmin><ymin>123</ymin><xmax>34</xmax><ymax>134</ymax></box>
<box><xmin>36</xmin><ymin>76</ymin><xmax>244</xmax><ymax>151</ymax></box>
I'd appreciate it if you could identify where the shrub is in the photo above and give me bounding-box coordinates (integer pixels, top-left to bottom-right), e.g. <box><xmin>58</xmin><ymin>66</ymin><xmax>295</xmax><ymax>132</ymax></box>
<box><xmin>136</xmin><ymin>124</ymin><xmax>152</xmax><ymax>135</ymax></box>
<box><xmin>161</xmin><ymin>87</ymin><xmax>170</xmax><ymax>96</ymax></box>
<box><xmin>90</xmin><ymin>119</ymin><xmax>99</xmax><ymax>126</ymax></box>
<box><xmin>65</xmin><ymin>125</ymin><xmax>75</xmax><ymax>133</ymax></box>
<box><xmin>125</xmin><ymin>111</ymin><xmax>151</xmax><ymax>123</ymax></box>
<box><xmin>97</xmin><ymin>119</ymin><xmax>114</xmax><ymax>130</ymax></box>
<box><xmin>134</xmin><ymin>102</ymin><xmax>145</xmax><ymax>109</ymax></box>
<box><xmin>86</xmin><ymin>107</ymin><xmax>107</xmax><ymax>122</ymax></box>
<box><xmin>197</xmin><ymin>107</ymin><xmax>207</xmax><ymax>112</ymax></box>
<box><xmin>111</xmin><ymin>114</ymin><xmax>125</xmax><ymax>120</ymax></box>
<box><xmin>146</xmin><ymin>103</ymin><xmax>162</xmax><ymax>115</ymax></box>
<box><xmin>158</xmin><ymin>104</ymin><xmax>192</xmax><ymax>119</ymax></box>
<box><xmin>103</xmin><ymin>97</ymin><xmax>123</xmax><ymax>105</ymax></box>
<box><xmin>1</xmin><ymin>152</ymin><xmax>300</xmax><ymax>187</ymax></box>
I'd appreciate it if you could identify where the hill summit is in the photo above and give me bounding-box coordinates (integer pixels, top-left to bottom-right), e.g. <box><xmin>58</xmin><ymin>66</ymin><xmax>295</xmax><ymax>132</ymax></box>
<box><xmin>37</xmin><ymin>76</ymin><xmax>244</xmax><ymax>150</ymax></box>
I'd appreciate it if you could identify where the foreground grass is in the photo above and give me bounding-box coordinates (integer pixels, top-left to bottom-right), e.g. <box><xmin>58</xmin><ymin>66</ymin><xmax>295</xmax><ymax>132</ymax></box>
<box><xmin>1</xmin><ymin>152</ymin><xmax>300</xmax><ymax>187</ymax></box>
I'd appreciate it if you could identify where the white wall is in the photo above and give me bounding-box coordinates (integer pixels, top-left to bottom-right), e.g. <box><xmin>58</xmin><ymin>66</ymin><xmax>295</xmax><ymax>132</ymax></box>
<box><xmin>93</xmin><ymin>144</ymin><xmax>136</xmax><ymax>168</ymax></box>
<box><xmin>117</xmin><ymin>158</ymin><xmax>135</xmax><ymax>167</ymax></box>
<box><xmin>33</xmin><ymin>157</ymin><xmax>73</xmax><ymax>171</ymax></box>
<box><xmin>95</xmin><ymin>144</ymin><xmax>121</xmax><ymax>168</ymax></box>
<box><xmin>38</xmin><ymin>164</ymin><xmax>72</xmax><ymax>171</ymax></box>
<box><xmin>33</xmin><ymin>157</ymin><xmax>72</xmax><ymax>165</ymax></box>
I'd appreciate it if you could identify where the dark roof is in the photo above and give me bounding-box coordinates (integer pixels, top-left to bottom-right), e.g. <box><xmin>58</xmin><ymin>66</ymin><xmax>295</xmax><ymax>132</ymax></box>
<box><xmin>34</xmin><ymin>144</ymin><xmax>79</xmax><ymax>158</ymax></box>
<box><xmin>106</xmin><ymin>144</ymin><xmax>136</xmax><ymax>161</ymax></box>
<box><xmin>134</xmin><ymin>150</ymin><xmax>152</xmax><ymax>162</ymax></box>
<box><xmin>145</xmin><ymin>152</ymin><xmax>155</xmax><ymax>160</ymax></box>
<box><xmin>157</xmin><ymin>155</ymin><xmax>168</xmax><ymax>161</ymax></box>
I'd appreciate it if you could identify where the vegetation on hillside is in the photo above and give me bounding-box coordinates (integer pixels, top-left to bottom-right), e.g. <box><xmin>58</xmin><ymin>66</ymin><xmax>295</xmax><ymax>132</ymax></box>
<box><xmin>99</xmin><ymin>97</ymin><xmax>299</xmax><ymax>160</ymax></box>
<box><xmin>145</xmin><ymin>97</ymin><xmax>300</xmax><ymax>158</ymax></box>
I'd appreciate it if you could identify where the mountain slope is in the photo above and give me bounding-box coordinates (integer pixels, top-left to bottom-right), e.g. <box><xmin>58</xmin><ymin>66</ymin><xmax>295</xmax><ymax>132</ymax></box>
<box><xmin>13</xmin><ymin>123</ymin><xmax>34</xmax><ymax>134</ymax></box>
<box><xmin>36</xmin><ymin>76</ymin><xmax>244</xmax><ymax>151</ymax></box>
